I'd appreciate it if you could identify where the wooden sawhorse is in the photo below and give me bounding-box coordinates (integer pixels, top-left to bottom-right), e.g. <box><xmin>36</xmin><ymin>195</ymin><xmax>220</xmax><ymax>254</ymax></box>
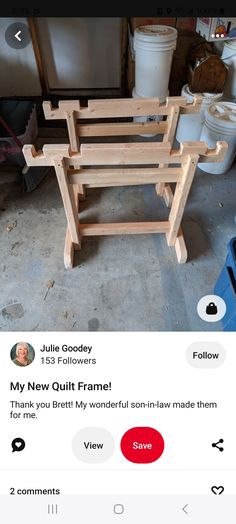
<box><xmin>42</xmin><ymin>95</ymin><xmax>202</xmax><ymax>209</ymax></box>
<box><xmin>23</xmin><ymin>111</ymin><xmax>227</xmax><ymax>268</ymax></box>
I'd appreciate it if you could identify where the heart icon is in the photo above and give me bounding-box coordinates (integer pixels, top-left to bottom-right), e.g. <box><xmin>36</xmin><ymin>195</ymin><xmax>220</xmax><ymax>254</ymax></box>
<box><xmin>15</xmin><ymin>442</ymin><xmax>21</xmax><ymax>447</ymax></box>
<box><xmin>211</xmin><ymin>486</ymin><xmax>224</xmax><ymax>495</ymax></box>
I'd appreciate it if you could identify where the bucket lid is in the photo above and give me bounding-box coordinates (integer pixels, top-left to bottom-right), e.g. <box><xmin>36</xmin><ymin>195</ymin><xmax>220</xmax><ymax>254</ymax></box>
<box><xmin>223</xmin><ymin>39</ymin><xmax>236</xmax><ymax>49</ymax></box>
<box><xmin>207</xmin><ymin>102</ymin><xmax>236</xmax><ymax>126</ymax></box>
<box><xmin>182</xmin><ymin>84</ymin><xmax>223</xmax><ymax>104</ymax></box>
<box><xmin>134</xmin><ymin>25</ymin><xmax>177</xmax><ymax>44</ymax></box>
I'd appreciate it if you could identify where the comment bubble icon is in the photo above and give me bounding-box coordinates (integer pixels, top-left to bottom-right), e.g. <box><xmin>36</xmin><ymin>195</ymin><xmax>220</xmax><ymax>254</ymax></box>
<box><xmin>11</xmin><ymin>437</ymin><xmax>25</xmax><ymax>453</ymax></box>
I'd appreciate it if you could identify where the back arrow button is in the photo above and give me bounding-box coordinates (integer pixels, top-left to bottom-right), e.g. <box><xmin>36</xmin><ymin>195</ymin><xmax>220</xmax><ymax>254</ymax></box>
<box><xmin>182</xmin><ymin>504</ymin><xmax>188</xmax><ymax>515</ymax></box>
<box><xmin>15</xmin><ymin>31</ymin><xmax>22</xmax><ymax>42</ymax></box>
<box><xmin>5</xmin><ymin>22</ymin><xmax>31</xmax><ymax>49</ymax></box>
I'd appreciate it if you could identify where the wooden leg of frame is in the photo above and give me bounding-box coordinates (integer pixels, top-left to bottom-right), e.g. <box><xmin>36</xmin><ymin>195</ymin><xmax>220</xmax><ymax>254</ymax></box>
<box><xmin>174</xmin><ymin>227</ymin><xmax>187</xmax><ymax>264</ymax></box>
<box><xmin>64</xmin><ymin>229</ymin><xmax>75</xmax><ymax>269</ymax></box>
<box><xmin>156</xmin><ymin>107</ymin><xmax>180</xmax><ymax>199</ymax></box>
<box><xmin>156</xmin><ymin>182</ymin><xmax>173</xmax><ymax>208</ymax></box>
<box><xmin>64</xmin><ymin>184</ymin><xmax>81</xmax><ymax>269</ymax></box>
<box><xmin>155</xmin><ymin>182</ymin><xmax>165</xmax><ymax>196</ymax></box>
<box><xmin>166</xmin><ymin>155</ymin><xmax>198</xmax><ymax>247</ymax></box>
<box><xmin>78</xmin><ymin>183</ymin><xmax>86</xmax><ymax>201</ymax></box>
<box><xmin>66</xmin><ymin>111</ymin><xmax>79</xmax><ymax>152</ymax></box>
<box><xmin>54</xmin><ymin>159</ymin><xmax>80</xmax><ymax>245</ymax></box>
<box><xmin>163</xmin><ymin>184</ymin><xmax>174</xmax><ymax>208</ymax></box>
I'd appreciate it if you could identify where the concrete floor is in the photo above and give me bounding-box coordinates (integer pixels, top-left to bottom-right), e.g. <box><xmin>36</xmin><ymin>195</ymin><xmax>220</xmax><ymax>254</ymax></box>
<box><xmin>0</xmin><ymin>131</ymin><xmax>236</xmax><ymax>331</ymax></box>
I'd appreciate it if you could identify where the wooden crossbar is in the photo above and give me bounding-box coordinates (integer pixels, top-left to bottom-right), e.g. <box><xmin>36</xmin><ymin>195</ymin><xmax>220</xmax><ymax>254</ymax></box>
<box><xmin>76</xmin><ymin>121</ymin><xmax>168</xmax><ymax>136</ymax></box>
<box><xmin>23</xmin><ymin>96</ymin><xmax>228</xmax><ymax>269</ymax></box>
<box><xmin>43</xmin><ymin>96</ymin><xmax>203</xmax><ymax>160</ymax></box>
<box><xmin>43</xmin><ymin>96</ymin><xmax>202</xmax><ymax>121</ymax></box>
<box><xmin>67</xmin><ymin>167</ymin><xmax>183</xmax><ymax>186</ymax></box>
<box><xmin>24</xmin><ymin>141</ymin><xmax>227</xmax><ymax>167</ymax></box>
<box><xmin>79</xmin><ymin>222</ymin><xmax>170</xmax><ymax>236</ymax></box>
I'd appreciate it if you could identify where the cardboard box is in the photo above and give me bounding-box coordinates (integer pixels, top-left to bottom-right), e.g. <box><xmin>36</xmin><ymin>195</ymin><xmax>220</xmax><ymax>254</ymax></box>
<box><xmin>169</xmin><ymin>31</ymin><xmax>204</xmax><ymax>95</ymax></box>
<box><xmin>130</xmin><ymin>17</ymin><xmax>176</xmax><ymax>35</ymax></box>
<box><xmin>187</xmin><ymin>55</ymin><xmax>228</xmax><ymax>93</ymax></box>
<box><xmin>196</xmin><ymin>17</ymin><xmax>236</xmax><ymax>41</ymax></box>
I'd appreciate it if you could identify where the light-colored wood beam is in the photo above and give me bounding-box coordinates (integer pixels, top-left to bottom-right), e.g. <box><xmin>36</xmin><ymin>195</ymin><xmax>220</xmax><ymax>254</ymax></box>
<box><xmin>79</xmin><ymin>221</ymin><xmax>170</xmax><ymax>236</ymax></box>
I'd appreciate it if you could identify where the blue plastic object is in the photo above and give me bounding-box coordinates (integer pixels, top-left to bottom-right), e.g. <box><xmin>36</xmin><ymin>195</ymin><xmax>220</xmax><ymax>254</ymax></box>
<box><xmin>214</xmin><ymin>237</ymin><xmax>236</xmax><ymax>331</ymax></box>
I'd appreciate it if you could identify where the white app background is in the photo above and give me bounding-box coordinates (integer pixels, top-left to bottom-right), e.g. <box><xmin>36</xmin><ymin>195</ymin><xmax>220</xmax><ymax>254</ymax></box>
<box><xmin>0</xmin><ymin>332</ymin><xmax>235</xmax><ymax>496</ymax></box>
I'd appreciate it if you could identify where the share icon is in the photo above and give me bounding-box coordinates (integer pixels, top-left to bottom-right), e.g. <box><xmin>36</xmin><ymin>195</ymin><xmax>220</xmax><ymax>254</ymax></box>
<box><xmin>212</xmin><ymin>439</ymin><xmax>224</xmax><ymax>452</ymax></box>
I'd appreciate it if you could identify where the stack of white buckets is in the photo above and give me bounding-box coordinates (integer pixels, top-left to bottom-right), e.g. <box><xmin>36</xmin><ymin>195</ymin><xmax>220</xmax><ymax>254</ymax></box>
<box><xmin>176</xmin><ymin>40</ymin><xmax>236</xmax><ymax>175</ymax></box>
<box><xmin>133</xmin><ymin>25</ymin><xmax>236</xmax><ymax>174</ymax></box>
<box><xmin>133</xmin><ymin>25</ymin><xmax>177</xmax><ymax>137</ymax></box>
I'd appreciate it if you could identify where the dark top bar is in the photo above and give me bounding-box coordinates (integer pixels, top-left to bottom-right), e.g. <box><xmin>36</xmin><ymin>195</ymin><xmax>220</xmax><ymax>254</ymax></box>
<box><xmin>1</xmin><ymin>7</ymin><xmax>236</xmax><ymax>17</ymax></box>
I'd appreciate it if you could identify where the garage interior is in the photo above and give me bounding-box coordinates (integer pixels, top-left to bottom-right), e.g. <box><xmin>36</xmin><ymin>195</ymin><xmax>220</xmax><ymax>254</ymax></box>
<box><xmin>0</xmin><ymin>16</ymin><xmax>236</xmax><ymax>331</ymax></box>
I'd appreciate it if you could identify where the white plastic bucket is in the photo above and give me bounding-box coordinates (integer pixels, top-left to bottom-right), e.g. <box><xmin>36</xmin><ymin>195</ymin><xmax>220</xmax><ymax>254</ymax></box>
<box><xmin>198</xmin><ymin>102</ymin><xmax>236</xmax><ymax>174</ymax></box>
<box><xmin>132</xmin><ymin>88</ymin><xmax>166</xmax><ymax>137</ymax></box>
<box><xmin>221</xmin><ymin>40</ymin><xmax>236</xmax><ymax>101</ymax></box>
<box><xmin>176</xmin><ymin>85</ymin><xmax>223</xmax><ymax>143</ymax></box>
<box><xmin>134</xmin><ymin>25</ymin><xmax>177</xmax><ymax>99</ymax></box>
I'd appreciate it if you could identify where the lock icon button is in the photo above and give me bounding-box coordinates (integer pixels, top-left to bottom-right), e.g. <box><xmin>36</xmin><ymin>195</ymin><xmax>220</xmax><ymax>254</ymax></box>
<box><xmin>197</xmin><ymin>295</ymin><xmax>226</xmax><ymax>322</ymax></box>
<box><xmin>206</xmin><ymin>302</ymin><xmax>218</xmax><ymax>315</ymax></box>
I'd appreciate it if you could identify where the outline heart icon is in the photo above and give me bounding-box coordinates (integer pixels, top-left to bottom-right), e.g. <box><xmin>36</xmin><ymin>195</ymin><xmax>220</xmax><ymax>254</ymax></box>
<box><xmin>211</xmin><ymin>486</ymin><xmax>224</xmax><ymax>495</ymax></box>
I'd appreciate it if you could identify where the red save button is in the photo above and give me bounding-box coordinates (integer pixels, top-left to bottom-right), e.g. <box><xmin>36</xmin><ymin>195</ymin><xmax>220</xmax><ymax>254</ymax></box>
<box><xmin>120</xmin><ymin>427</ymin><xmax>164</xmax><ymax>463</ymax></box>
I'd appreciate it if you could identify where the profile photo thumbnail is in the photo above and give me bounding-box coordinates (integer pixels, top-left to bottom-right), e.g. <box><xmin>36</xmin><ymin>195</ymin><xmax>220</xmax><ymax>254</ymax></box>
<box><xmin>10</xmin><ymin>342</ymin><xmax>35</xmax><ymax>367</ymax></box>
